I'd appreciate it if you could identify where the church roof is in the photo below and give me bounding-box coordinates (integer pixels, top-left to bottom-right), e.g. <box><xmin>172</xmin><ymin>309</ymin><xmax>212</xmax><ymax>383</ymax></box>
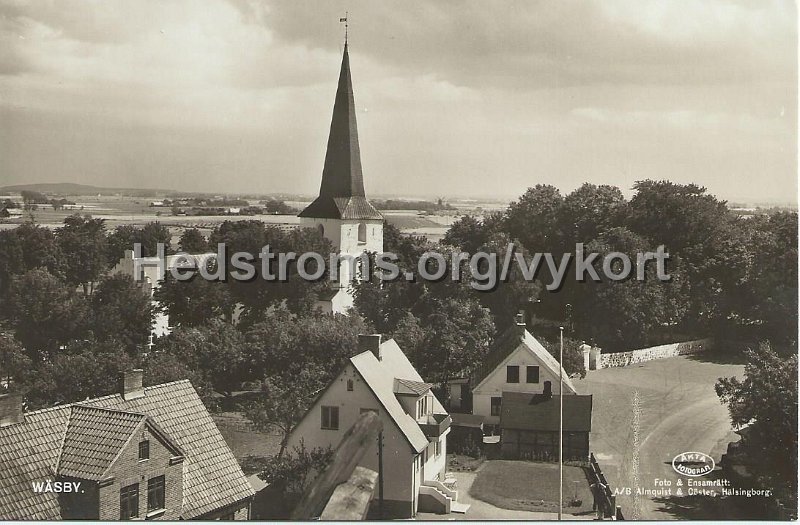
<box><xmin>299</xmin><ymin>44</ymin><xmax>382</xmax><ymax>221</ymax></box>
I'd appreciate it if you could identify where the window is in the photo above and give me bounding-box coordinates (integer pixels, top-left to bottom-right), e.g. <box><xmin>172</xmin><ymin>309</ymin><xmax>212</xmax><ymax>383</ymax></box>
<box><xmin>506</xmin><ymin>365</ymin><xmax>520</xmax><ymax>383</ymax></box>
<box><xmin>433</xmin><ymin>439</ymin><xmax>442</xmax><ymax>457</ymax></box>
<box><xmin>416</xmin><ymin>395</ymin><xmax>430</xmax><ymax>419</ymax></box>
<box><xmin>120</xmin><ymin>483</ymin><xmax>139</xmax><ymax>519</ymax></box>
<box><xmin>138</xmin><ymin>440</ymin><xmax>150</xmax><ymax>461</ymax></box>
<box><xmin>147</xmin><ymin>476</ymin><xmax>165</xmax><ymax>512</ymax></box>
<box><xmin>347</xmin><ymin>379</ymin><xmax>354</xmax><ymax>391</ymax></box>
<box><xmin>526</xmin><ymin>365</ymin><xmax>540</xmax><ymax>384</ymax></box>
<box><xmin>318</xmin><ymin>224</ymin><xmax>325</xmax><ymax>236</ymax></box>
<box><xmin>490</xmin><ymin>396</ymin><xmax>502</xmax><ymax>416</ymax></box>
<box><xmin>357</xmin><ymin>223</ymin><xmax>367</xmax><ymax>243</ymax></box>
<box><xmin>321</xmin><ymin>406</ymin><xmax>339</xmax><ymax>430</ymax></box>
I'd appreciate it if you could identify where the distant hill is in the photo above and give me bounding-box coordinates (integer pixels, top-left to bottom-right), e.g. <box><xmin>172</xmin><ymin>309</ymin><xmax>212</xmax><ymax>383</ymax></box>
<box><xmin>0</xmin><ymin>182</ymin><xmax>173</xmax><ymax>197</ymax></box>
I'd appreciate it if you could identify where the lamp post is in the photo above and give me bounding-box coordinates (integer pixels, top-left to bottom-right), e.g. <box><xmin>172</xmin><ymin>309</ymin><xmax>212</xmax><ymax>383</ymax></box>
<box><xmin>559</xmin><ymin>325</ymin><xmax>564</xmax><ymax>520</ymax></box>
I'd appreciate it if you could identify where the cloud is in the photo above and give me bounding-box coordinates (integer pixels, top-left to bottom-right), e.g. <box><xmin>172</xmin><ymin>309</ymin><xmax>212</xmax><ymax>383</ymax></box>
<box><xmin>0</xmin><ymin>0</ymin><xmax>795</xmax><ymax>203</ymax></box>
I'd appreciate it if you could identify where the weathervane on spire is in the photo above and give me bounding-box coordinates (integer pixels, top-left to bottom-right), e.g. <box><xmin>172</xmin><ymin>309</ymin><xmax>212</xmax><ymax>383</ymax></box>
<box><xmin>339</xmin><ymin>12</ymin><xmax>348</xmax><ymax>44</ymax></box>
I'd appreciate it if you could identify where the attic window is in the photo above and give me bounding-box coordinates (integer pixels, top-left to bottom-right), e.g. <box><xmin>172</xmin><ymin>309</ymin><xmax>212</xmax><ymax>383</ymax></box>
<box><xmin>506</xmin><ymin>365</ymin><xmax>520</xmax><ymax>383</ymax></box>
<box><xmin>139</xmin><ymin>440</ymin><xmax>150</xmax><ymax>461</ymax></box>
<box><xmin>347</xmin><ymin>379</ymin><xmax>354</xmax><ymax>391</ymax></box>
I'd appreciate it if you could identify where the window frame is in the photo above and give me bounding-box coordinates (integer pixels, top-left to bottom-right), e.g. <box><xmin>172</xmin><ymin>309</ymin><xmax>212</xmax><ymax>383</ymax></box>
<box><xmin>506</xmin><ymin>365</ymin><xmax>520</xmax><ymax>383</ymax></box>
<box><xmin>321</xmin><ymin>405</ymin><xmax>339</xmax><ymax>430</ymax></box>
<box><xmin>120</xmin><ymin>483</ymin><xmax>140</xmax><ymax>520</ymax></box>
<box><xmin>526</xmin><ymin>365</ymin><xmax>540</xmax><ymax>384</ymax></box>
<box><xmin>147</xmin><ymin>475</ymin><xmax>166</xmax><ymax>513</ymax></box>
<box><xmin>490</xmin><ymin>396</ymin><xmax>502</xmax><ymax>416</ymax></box>
<box><xmin>138</xmin><ymin>439</ymin><xmax>150</xmax><ymax>461</ymax></box>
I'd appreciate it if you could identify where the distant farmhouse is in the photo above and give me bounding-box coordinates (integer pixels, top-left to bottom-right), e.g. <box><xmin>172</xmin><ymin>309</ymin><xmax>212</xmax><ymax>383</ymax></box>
<box><xmin>448</xmin><ymin>315</ymin><xmax>593</xmax><ymax>461</ymax></box>
<box><xmin>0</xmin><ymin>372</ymin><xmax>254</xmax><ymax>520</ymax></box>
<box><xmin>286</xmin><ymin>335</ymin><xmax>466</xmax><ymax>518</ymax></box>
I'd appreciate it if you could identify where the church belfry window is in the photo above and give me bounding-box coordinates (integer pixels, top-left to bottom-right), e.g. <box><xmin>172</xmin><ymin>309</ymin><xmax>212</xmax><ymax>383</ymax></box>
<box><xmin>358</xmin><ymin>223</ymin><xmax>367</xmax><ymax>243</ymax></box>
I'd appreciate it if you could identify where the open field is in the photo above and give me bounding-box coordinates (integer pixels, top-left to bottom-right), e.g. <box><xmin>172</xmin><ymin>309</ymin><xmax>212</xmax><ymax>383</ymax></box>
<box><xmin>574</xmin><ymin>353</ymin><xmax>748</xmax><ymax>520</ymax></box>
<box><xmin>0</xmin><ymin>194</ymin><xmax>466</xmax><ymax>242</ymax></box>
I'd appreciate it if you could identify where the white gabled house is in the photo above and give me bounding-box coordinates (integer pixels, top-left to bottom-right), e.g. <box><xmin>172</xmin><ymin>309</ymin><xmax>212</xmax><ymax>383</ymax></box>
<box><xmin>470</xmin><ymin>318</ymin><xmax>577</xmax><ymax>427</ymax></box>
<box><xmin>285</xmin><ymin>335</ymin><xmax>463</xmax><ymax>518</ymax></box>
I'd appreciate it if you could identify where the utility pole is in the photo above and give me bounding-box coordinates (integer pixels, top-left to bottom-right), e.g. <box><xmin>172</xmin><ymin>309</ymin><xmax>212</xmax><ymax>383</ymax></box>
<box><xmin>378</xmin><ymin>430</ymin><xmax>384</xmax><ymax>519</ymax></box>
<box><xmin>559</xmin><ymin>325</ymin><xmax>564</xmax><ymax>521</ymax></box>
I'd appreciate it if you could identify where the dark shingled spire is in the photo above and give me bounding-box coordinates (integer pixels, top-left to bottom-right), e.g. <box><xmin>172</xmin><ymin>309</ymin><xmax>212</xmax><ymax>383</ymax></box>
<box><xmin>299</xmin><ymin>43</ymin><xmax>382</xmax><ymax>220</ymax></box>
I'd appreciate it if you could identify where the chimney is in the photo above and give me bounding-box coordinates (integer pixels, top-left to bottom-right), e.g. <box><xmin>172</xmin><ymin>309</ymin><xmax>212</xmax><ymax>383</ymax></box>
<box><xmin>515</xmin><ymin>310</ymin><xmax>526</xmax><ymax>326</ymax></box>
<box><xmin>120</xmin><ymin>369</ymin><xmax>145</xmax><ymax>400</ymax></box>
<box><xmin>358</xmin><ymin>334</ymin><xmax>383</xmax><ymax>361</ymax></box>
<box><xmin>0</xmin><ymin>393</ymin><xmax>24</xmax><ymax>427</ymax></box>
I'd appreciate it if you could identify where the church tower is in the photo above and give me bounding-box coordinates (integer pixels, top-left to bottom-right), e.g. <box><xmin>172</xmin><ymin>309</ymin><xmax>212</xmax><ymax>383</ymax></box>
<box><xmin>298</xmin><ymin>42</ymin><xmax>383</xmax><ymax>313</ymax></box>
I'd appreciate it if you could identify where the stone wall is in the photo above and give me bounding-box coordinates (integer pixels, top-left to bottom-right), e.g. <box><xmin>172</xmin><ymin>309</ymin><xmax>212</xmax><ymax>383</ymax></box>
<box><xmin>597</xmin><ymin>338</ymin><xmax>712</xmax><ymax>369</ymax></box>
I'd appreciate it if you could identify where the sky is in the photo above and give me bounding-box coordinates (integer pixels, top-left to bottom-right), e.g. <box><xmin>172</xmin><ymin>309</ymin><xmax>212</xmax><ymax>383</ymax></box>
<box><xmin>0</xmin><ymin>0</ymin><xmax>797</xmax><ymax>203</ymax></box>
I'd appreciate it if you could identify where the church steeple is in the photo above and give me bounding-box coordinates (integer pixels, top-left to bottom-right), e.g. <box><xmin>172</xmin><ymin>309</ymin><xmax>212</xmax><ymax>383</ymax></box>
<box><xmin>299</xmin><ymin>43</ymin><xmax>382</xmax><ymax>220</ymax></box>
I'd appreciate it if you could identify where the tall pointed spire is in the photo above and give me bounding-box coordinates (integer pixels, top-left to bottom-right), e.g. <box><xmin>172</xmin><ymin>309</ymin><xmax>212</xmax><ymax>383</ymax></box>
<box><xmin>299</xmin><ymin>43</ymin><xmax>382</xmax><ymax>220</ymax></box>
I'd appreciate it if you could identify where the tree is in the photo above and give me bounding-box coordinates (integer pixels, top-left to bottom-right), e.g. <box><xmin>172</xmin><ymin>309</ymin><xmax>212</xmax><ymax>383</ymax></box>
<box><xmin>211</xmin><ymin>220</ymin><xmax>334</xmax><ymax>317</ymax></box>
<box><xmin>572</xmin><ymin>227</ymin><xmax>688</xmax><ymax>350</ymax></box>
<box><xmin>154</xmin><ymin>270</ymin><xmax>235</xmax><ymax>328</ymax></box>
<box><xmin>244</xmin><ymin>306</ymin><xmax>366</xmax><ymax>379</ymax></box>
<box><xmin>106</xmin><ymin>222</ymin><xmax>173</xmax><ymax>267</ymax></box>
<box><xmin>0</xmin><ymin>332</ymin><xmax>32</xmax><ymax>392</ymax></box>
<box><xmin>258</xmin><ymin>442</ymin><xmax>334</xmax><ymax>506</ymax></box>
<box><xmin>245</xmin><ymin>369</ymin><xmax>327</xmax><ymax>458</ymax></box>
<box><xmin>56</xmin><ymin>215</ymin><xmax>108</xmax><ymax>295</ymax></box>
<box><xmin>442</xmin><ymin>215</ymin><xmax>488</xmax><ymax>254</ymax></box>
<box><xmin>22</xmin><ymin>340</ymin><xmax>134</xmax><ymax>409</ymax></box>
<box><xmin>5</xmin><ymin>268</ymin><xmax>90</xmax><ymax>358</ymax></box>
<box><xmin>90</xmin><ymin>274</ymin><xmax>154</xmax><ymax>353</ymax></box>
<box><xmin>542</xmin><ymin>336</ymin><xmax>586</xmax><ymax>379</ymax></box>
<box><xmin>623</xmin><ymin>180</ymin><xmax>736</xmax><ymax>327</ymax></box>
<box><xmin>179</xmin><ymin>228</ymin><xmax>209</xmax><ymax>253</ymax></box>
<box><xmin>715</xmin><ymin>342</ymin><xmax>797</xmax><ymax>503</ymax></box>
<box><xmin>391</xmin><ymin>297</ymin><xmax>494</xmax><ymax>389</ymax></box>
<box><xmin>153</xmin><ymin>320</ymin><xmax>248</xmax><ymax>396</ymax></box>
<box><xmin>559</xmin><ymin>183</ymin><xmax>625</xmax><ymax>244</ymax></box>
<box><xmin>504</xmin><ymin>185</ymin><xmax>564</xmax><ymax>254</ymax></box>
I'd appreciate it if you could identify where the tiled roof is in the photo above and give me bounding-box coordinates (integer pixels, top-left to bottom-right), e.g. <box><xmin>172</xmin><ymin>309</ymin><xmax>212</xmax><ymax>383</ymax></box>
<box><xmin>500</xmin><ymin>392</ymin><xmax>593</xmax><ymax>433</ymax></box>
<box><xmin>472</xmin><ymin>324</ymin><xmax>577</xmax><ymax>394</ymax></box>
<box><xmin>394</xmin><ymin>378</ymin><xmax>434</xmax><ymax>396</ymax></box>
<box><xmin>0</xmin><ymin>380</ymin><xmax>254</xmax><ymax>520</ymax></box>
<box><xmin>299</xmin><ymin>196</ymin><xmax>383</xmax><ymax>220</ymax></box>
<box><xmin>58</xmin><ymin>406</ymin><xmax>147</xmax><ymax>481</ymax></box>
<box><xmin>349</xmin><ymin>339</ymin><xmax>446</xmax><ymax>454</ymax></box>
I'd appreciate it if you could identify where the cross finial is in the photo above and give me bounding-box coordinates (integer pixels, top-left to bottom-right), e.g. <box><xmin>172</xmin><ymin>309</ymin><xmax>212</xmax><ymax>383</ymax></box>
<box><xmin>340</xmin><ymin>12</ymin><xmax>348</xmax><ymax>45</ymax></box>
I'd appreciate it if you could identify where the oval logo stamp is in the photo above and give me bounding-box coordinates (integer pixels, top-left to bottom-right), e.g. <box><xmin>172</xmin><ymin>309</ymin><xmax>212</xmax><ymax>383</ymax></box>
<box><xmin>672</xmin><ymin>451</ymin><xmax>715</xmax><ymax>477</ymax></box>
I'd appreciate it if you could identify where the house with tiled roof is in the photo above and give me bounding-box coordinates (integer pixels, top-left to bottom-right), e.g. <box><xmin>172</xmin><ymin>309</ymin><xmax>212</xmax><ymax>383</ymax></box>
<box><xmin>469</xmin><ymin>316</ymin><xmax>578</xmax><ymax>428</ymax></box>
<box><xmin>0</xmin><ymin>371</ymin><xmax>254</xmax><ymax>520</ymax></box>
<box><xmin>285</xmin><ymin>335</ymin><xmax>465</xmax><ymax>518</ymax></box>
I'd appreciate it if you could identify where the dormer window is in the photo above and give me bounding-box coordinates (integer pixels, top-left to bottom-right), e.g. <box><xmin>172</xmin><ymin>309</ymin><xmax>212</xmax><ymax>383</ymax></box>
<box><xmin>139</xmin><ymin>440</ymin><xmax>150</xmax><ymax>461</ymax></box>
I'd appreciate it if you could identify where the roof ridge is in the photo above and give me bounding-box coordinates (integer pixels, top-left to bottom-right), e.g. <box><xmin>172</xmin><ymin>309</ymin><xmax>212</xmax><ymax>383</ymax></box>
<box><xmin>71</xmin><ymin>404</ymin><xmax>147</xmax><ymax>418</ymax></box>
<box><xmin>21</xmin><ymin>379</ymin><xmax>193</xmax><ymax>417</ymax></box>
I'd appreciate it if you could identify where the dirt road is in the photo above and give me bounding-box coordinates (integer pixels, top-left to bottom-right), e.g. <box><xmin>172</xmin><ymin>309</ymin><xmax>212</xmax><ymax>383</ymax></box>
<box><xmin>574</xmin><ymin>354</ymin><xmax>745</xmax><ymax>520</ymax></box>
